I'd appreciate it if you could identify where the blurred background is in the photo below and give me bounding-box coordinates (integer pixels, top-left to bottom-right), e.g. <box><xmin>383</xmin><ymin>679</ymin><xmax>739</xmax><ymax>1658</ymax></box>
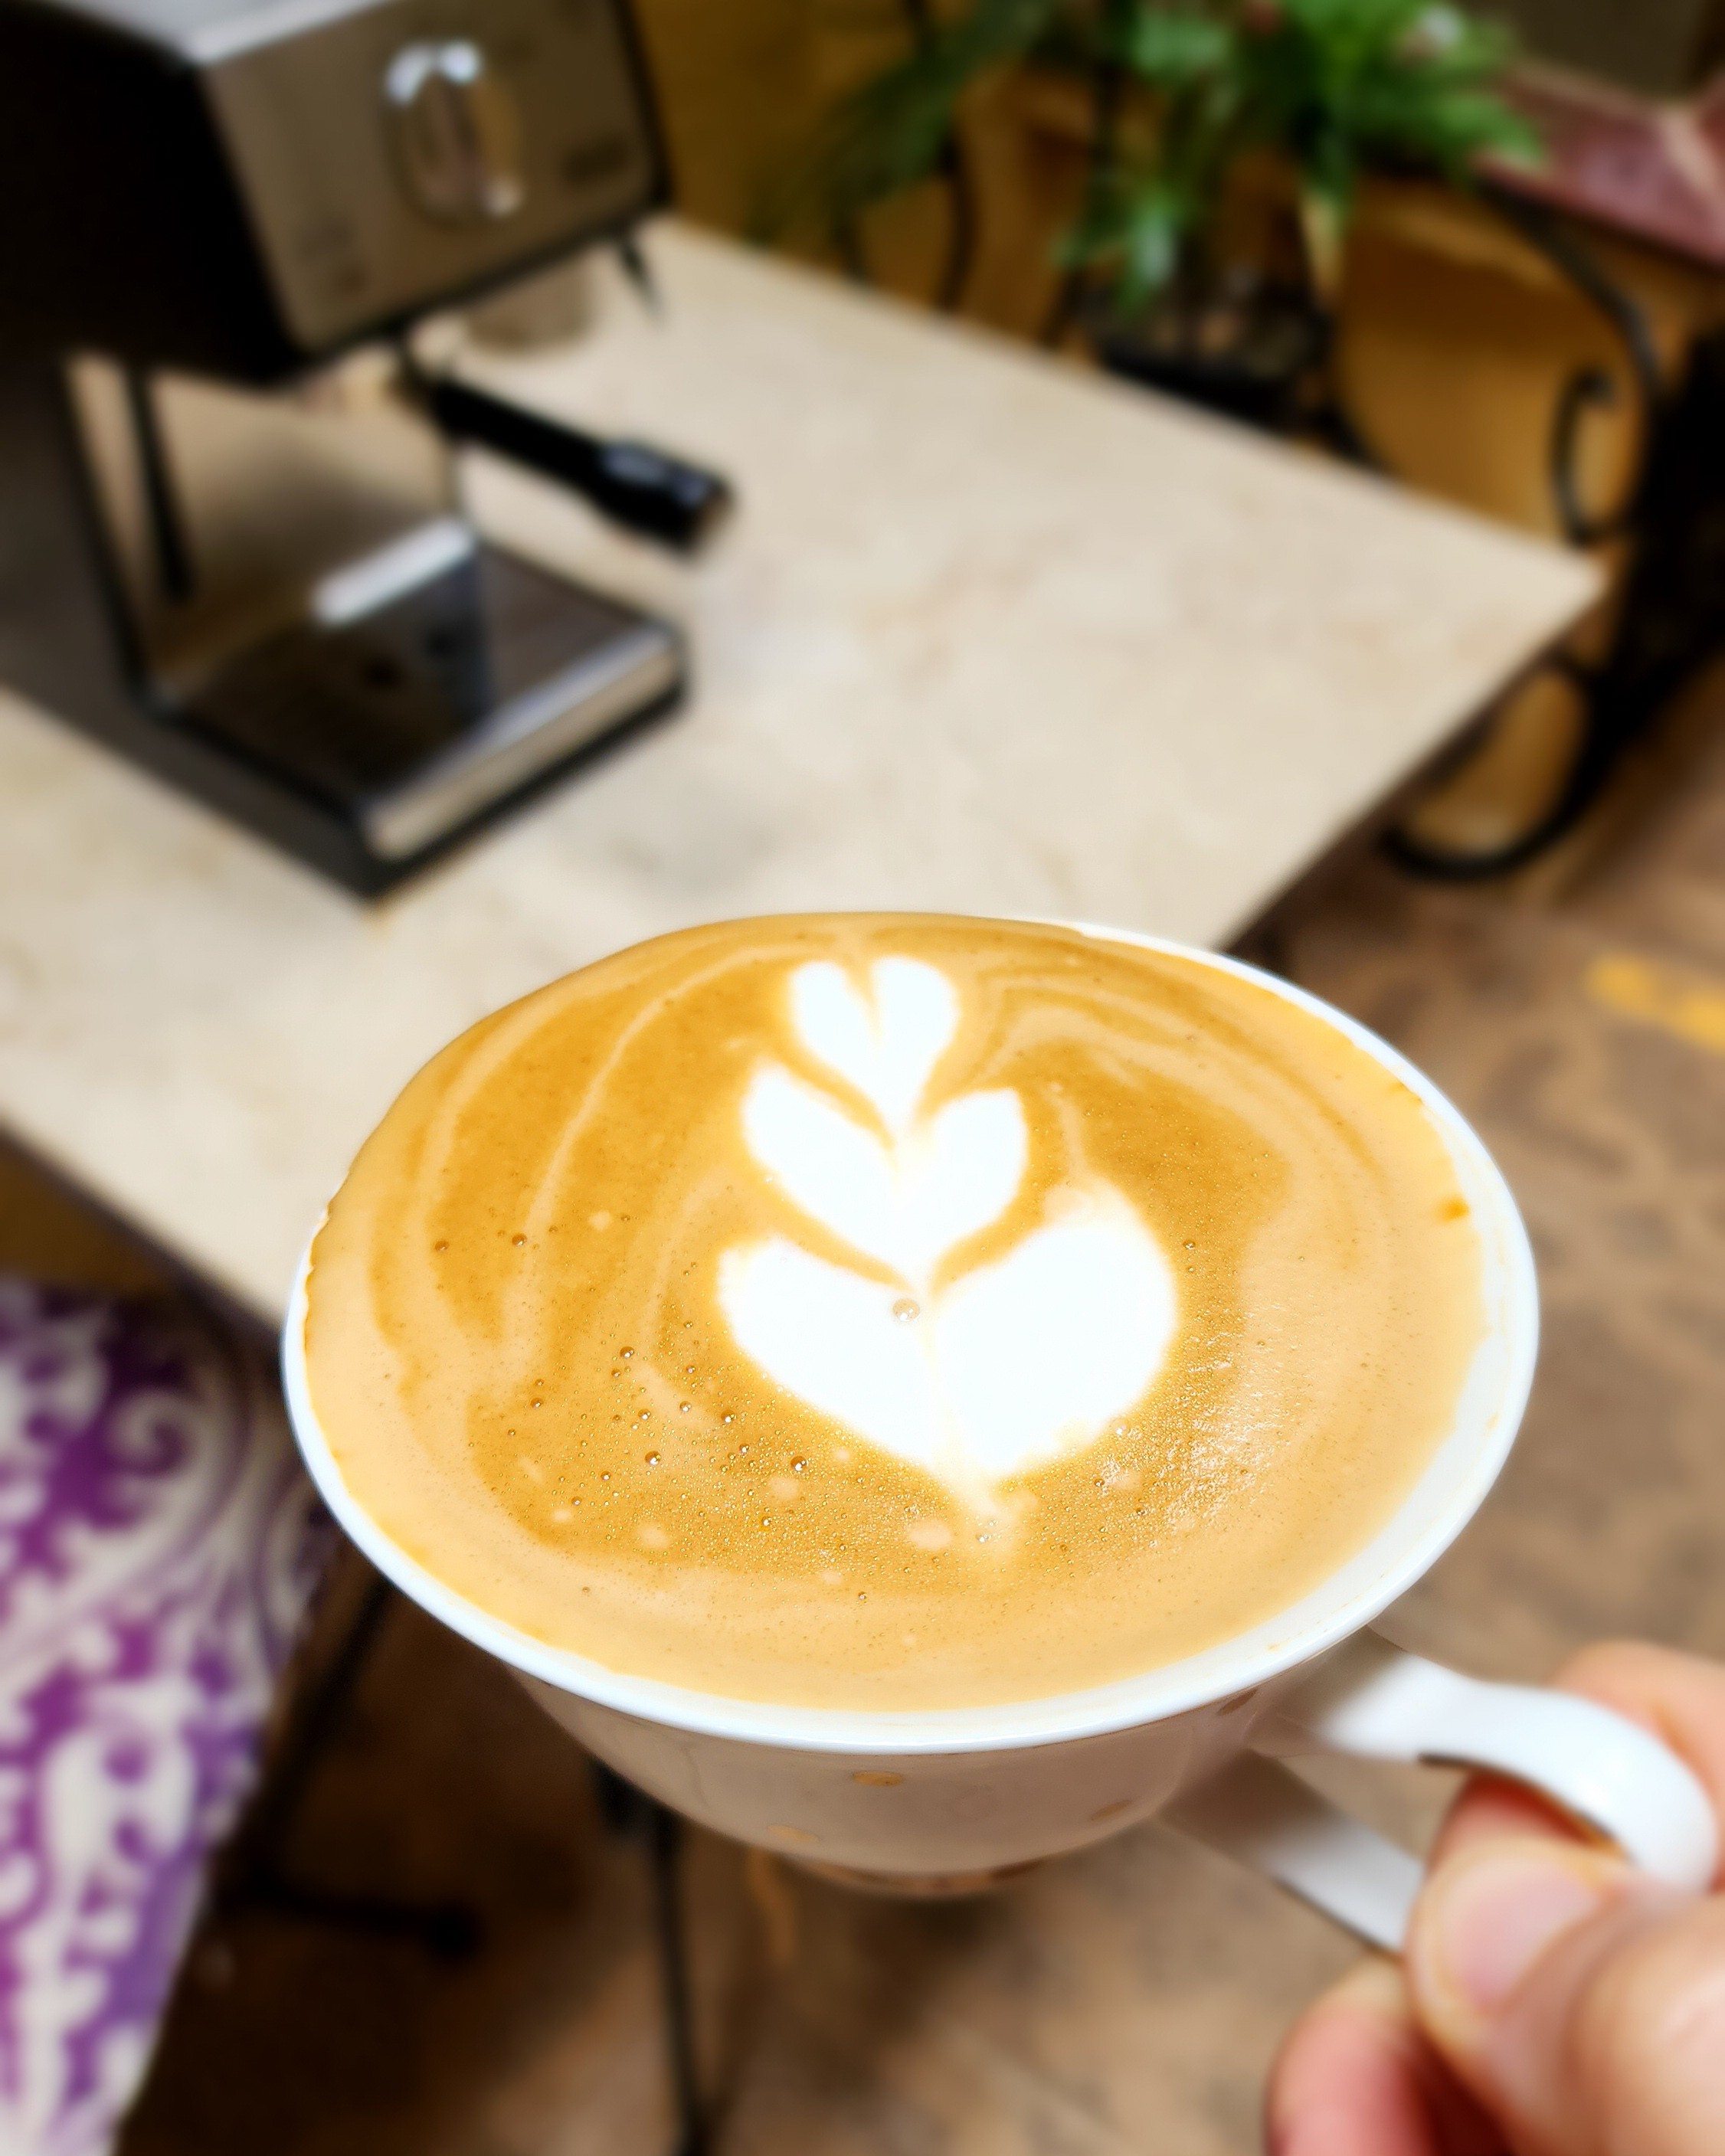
<box><xmin>2</xmin><ymin>3</ymin><xmax>1725</xmax><ymax>2152</ymax></box>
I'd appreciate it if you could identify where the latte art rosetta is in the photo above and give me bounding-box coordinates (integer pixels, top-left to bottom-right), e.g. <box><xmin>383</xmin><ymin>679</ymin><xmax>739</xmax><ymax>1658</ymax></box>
<box><xmin>720</xmin><ymin>957</ymin><xmax>1177</xmax><ymax>1500</ymax></box>
<box><xmin>304</xmin><ymin>916</ymin><xmax>1484</xmax><ymax>1710</ymax></box>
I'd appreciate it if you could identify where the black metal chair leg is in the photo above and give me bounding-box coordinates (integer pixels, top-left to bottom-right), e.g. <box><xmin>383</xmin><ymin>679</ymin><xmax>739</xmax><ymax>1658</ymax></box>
<box><xmin>589</xmin><ymin>1762</ymin><xmax>708</xmax><ymax>2154</ymax></box>
<box><xmin>650</xmin><ymin>1801</ymin><xmax>707</xmax><ymax>2156</ymax></box>
<box><xmin>214</xmin><ymin>1566</ymin><xmax>482</xmax><ymax>1959</ymax></box>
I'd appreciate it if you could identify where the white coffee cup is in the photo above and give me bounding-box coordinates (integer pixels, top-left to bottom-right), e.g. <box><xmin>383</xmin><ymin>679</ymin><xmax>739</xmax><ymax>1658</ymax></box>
<box><xmin>281</xmin><ymin>927</ymin><xmax>1717</xmax><ymax>1945</ymax></box>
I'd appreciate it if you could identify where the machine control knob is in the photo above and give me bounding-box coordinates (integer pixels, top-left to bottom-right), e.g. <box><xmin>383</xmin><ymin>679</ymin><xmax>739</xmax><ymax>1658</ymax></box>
<box><xmin>384</xmin><ymin>40</ymin><xmax>525</xmax><ymax>224</ymax></box>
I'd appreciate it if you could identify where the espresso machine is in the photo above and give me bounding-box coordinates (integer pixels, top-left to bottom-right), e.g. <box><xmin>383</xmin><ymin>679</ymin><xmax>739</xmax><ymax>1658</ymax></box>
<box><xmin>0</xmin><ymin>0</ymin><xmax>730</xmax><ymax>892</ymax></box>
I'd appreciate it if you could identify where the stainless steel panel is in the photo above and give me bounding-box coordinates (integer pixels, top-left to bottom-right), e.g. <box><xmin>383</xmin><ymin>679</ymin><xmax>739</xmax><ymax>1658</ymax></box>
<box><xmin>69</xmin><ymin>351</ymin><xmax>452</xmax><ymax>685</ymax></box>
<box><xmin>362</xmin><ymin>621</ymin><xmax>678</xmax><ymax>856</ymax></box>
<box><xmin>202</xmin><ymin>0</ymin><xmax>655</xmax><ymax>351</ymax></box>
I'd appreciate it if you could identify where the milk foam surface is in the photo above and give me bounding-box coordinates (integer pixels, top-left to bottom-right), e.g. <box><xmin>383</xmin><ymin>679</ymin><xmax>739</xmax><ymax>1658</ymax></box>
<box><xmin>721</xmin><ymin>954</ymin><xmax>1177</xmax><ymax>1500</ymax></box>
<box><xmin>304</xmin><ymin>916</ymin><xmax>1484</xmax><ymax>1709</ymax></box>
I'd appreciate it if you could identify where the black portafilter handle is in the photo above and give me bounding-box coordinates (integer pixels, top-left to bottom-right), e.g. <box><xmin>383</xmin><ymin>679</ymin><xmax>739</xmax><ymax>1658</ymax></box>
<box><xmin>423</xmin><ymin>375</ymin><xmax>734</xmax><ymax>555</ymax></box>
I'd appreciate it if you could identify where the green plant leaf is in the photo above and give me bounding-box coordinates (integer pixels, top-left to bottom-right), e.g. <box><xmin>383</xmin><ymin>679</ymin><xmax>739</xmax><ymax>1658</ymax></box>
<box><xmin>1061</xmin><ymin>168</ymin><xmax>1203</xmax><ymax>306</ymax></box>
<box><xmin>774</xmin><ymin>0</ymin><xmax>1543</xmax><ymax>302</ymax></box>
<box><xmin>1232</xmin><ymin>0</ymin><xmax>1540</xmax><ymax>210</ymax></box>
<box><xmin>761</xmin><ymin>0</ymin><xmax>1062</xmax><ymax>240</ymax></box>
<box><xmin>1116</xmin><ymin>8</ymin><xmax>1236</xmax><ymax>83</ymax></box>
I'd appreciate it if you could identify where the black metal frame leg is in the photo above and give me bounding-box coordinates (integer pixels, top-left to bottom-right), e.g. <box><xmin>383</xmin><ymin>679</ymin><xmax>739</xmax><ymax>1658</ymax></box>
<box><xmin>591</xmin><ymin>1762</ymin><xmax>708</xmax><ymax>2156</ymax></box>
<box><xmin>213</xmin><ymin>1567</ymin><xmax>483</xmax><ymax>1959</ymax></box>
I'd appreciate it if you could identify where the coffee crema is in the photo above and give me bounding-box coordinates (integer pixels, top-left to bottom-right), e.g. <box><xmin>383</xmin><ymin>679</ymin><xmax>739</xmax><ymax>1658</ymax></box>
<box><xmin>304</xmin><ymin>916</ymin><xmax>1484</xmax><ymax>1709</ymax></box>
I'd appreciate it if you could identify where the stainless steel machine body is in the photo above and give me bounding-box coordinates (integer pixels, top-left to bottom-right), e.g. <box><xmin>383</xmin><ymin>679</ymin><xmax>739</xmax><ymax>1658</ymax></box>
<box><xmin>0</xmin><ymin>0</ymin><xmax>712</xmax><ymax>891</ymax></box>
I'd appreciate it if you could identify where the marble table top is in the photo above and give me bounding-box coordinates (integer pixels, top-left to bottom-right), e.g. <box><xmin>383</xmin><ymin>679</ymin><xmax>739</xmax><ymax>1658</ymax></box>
<box><xmin>0</xmin><ymin>221</ymin><xmax>1596</xmax><ymax>1323</ymax></box>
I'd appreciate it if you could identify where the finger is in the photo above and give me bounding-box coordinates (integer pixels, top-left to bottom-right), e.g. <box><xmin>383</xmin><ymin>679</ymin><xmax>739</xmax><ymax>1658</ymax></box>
<box><xmin>1409</xmin><ymin>1834</ymin><xmax>1725</xmax><ymax>2156</ymax></box>
<box><xmin>1432</xmin><ymin>1775</ymin><xmax>1586</xmax><ymax>1868</ymax></box>
<box><xmin>1266</xmin><ymin>1955</ymin><xmax>1507</xmax><ymax>2156</ymax></box>
<box><xmin>1553</xmin><ymin>1642</ymin><xmax>1725</xmax><ymax>1868</ymax></box>
<box><xmin>1433</xmin><ymin>1642</ymin><xmax>1725</xmax><ymax>1877</ymax></box>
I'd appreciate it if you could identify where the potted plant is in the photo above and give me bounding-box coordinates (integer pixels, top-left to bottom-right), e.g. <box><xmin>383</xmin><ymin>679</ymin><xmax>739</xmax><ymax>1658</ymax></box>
<box><xmin>781</xmin><ymin>0</ymin><xmax>1538</xmax><ymax>434</ymax></box>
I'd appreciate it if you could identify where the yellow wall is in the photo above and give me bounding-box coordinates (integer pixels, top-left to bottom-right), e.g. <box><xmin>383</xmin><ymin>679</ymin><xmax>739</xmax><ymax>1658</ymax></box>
<box><xmin>1336</xmin><ymin>182</ymin><xmax>1720</xmax><ymax>541</ymax></box>
<box><xmin>630</xmin><ymin>1</ymin><xmax>1082</xmax><ymax>332</ymax></box>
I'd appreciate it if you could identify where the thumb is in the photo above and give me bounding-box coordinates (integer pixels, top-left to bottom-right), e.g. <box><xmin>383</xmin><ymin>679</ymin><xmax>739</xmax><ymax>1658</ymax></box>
<box><xmin>1406</xmin><ymin>1834</ymin><xmax>1725</xmax><ymax>2156</ymax></box>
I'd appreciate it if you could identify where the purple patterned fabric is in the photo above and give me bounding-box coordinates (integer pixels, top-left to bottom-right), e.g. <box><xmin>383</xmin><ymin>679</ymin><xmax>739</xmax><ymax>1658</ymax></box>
<box><xmin>0</xmin><ymin>1278</ymin><xmax>331</xmax><ymax>2156</ymax></box>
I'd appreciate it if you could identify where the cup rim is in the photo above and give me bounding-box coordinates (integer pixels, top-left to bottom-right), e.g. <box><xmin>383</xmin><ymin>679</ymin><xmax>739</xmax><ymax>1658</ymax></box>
<box><xmin>281</xmin><ymin>921</ymin><xmax>1539</xmax><ymax>1758</ymax></box>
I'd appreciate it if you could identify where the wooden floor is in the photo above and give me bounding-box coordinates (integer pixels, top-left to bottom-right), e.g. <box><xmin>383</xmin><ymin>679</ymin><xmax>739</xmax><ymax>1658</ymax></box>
<box><xmin>86</xmin><ymin>679</ymin><xmax>1725</xmax><ymax>2156</ymax></box>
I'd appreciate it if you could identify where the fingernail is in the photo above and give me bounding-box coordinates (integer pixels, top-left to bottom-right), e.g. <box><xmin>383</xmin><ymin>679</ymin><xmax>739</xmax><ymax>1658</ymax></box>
<box><xmin>1423</xmin><ymin>1844</ymin><xmax>1614</xmax><ymax>2014</ymax></box>
<box><xmin>1331</xmin><ymin>1952</ymin><xmax>1408</xmax><ymax>2015</ymax></box>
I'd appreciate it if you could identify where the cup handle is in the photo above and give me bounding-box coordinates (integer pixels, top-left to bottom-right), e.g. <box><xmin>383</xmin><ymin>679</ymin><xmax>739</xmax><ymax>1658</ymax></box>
<box><xmin>1164</xmin><ymin>1631</ymin><xmax>1720</xmax><ymax>1951</ymax></box>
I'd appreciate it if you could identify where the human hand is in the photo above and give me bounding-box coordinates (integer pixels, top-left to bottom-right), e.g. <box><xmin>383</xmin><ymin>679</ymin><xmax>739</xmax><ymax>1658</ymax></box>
<box><xmin>1265</xmin><ymin>1641</ymin><xmax>1725</xmax><ymax>2156</ymax></box>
